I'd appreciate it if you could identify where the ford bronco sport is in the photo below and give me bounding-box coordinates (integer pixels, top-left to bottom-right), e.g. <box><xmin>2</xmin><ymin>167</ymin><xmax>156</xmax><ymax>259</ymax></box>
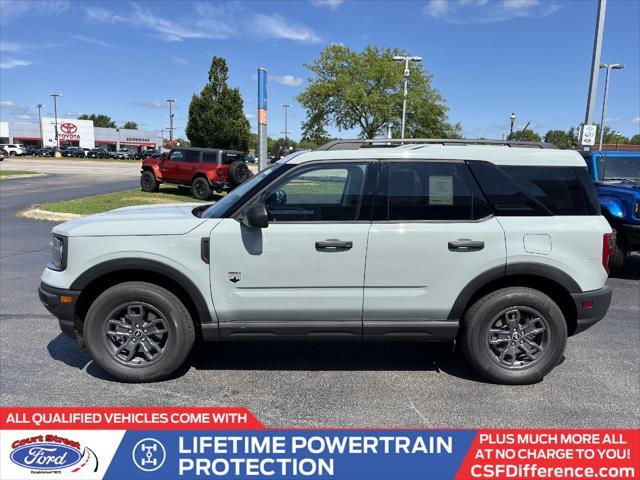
<box><xmin>140</xmin><ymin>147</ymin><xmax>250</xmax><ymax>200</ymax></box>
<box><xmin>40</xmin><ymin>139</ymin><xmax>613</xmax><ymax>384</ymax></box>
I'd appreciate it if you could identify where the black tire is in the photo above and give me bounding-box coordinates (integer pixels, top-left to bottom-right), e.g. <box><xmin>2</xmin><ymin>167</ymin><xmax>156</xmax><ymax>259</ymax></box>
<box><xmin>460</xmin><ymin>287</ymin><xmax>567</xmax><ymax>385</ymax></box>
<box><xmin>608</xmin><ymin>228</ymin><xmax>626</xmax><ymax>275</ymax></box>
<box><xmin>140</xmin><ymin>170</ymin><xmax>159</xmax><ymax>192</ymax></box>
<box><xmin>192</xmin><ymin>176</ymin><xmax>212</xmax><ymax>200</ymax></box>
<box><xmin>9</xmin><ymin>151</ymin><xmax>16</xmax><ymax>156</ymax></box>
<box><xmin>84</xmin><ymin>282</ymin><xmax>195</xmax><ymax>382</ymax></box>
<box><xmin>229</xmin><ymin>161</ymin><xmax>250</xmax><ymax>185</ymax></box>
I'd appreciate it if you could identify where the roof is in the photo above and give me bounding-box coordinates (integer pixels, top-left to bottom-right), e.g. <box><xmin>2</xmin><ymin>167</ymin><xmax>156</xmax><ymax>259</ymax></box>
<box><xmin>286</xmin><ymin>141</ymin><xmax>586</xmax><ymax>167</ymax></box>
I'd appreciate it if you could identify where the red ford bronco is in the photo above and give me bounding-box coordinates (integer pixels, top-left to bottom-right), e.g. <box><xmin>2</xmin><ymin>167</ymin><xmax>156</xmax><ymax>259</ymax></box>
<box><xmin>140</xmin><ymin>147</ymin><xmax>251</xmax><ymax>200</ymax></box>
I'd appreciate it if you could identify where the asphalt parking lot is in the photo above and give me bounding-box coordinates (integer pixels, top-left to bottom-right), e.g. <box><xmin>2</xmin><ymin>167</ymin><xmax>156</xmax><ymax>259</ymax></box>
<box><xmin>1</xmin><ymin>159</ymin><xmax>638</xmax><ymax>428</ymax></box>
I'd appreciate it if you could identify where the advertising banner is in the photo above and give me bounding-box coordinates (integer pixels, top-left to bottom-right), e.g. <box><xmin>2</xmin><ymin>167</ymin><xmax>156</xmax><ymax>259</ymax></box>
<box><xmin>1</xmin><ymin>407</ymin><xmax>638</xmax><ymax>480</ymax></box>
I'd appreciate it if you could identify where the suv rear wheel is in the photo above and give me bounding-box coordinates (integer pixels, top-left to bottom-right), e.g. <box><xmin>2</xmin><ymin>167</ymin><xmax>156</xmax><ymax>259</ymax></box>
<box><xmin>84</xmin><ymin>281</ymin><xmax>195</xmax><ymax>382</ymax></box>
<box><xmin>140</xmin><ymin>171</ymin><xmax>159</xmax><ymax>192</ymax></box>
<box><xmin>192</xmin><ymin>177</ymin><xmax>212</xmax><ymax>200</ymax></box>
<box><xmin>229</xmin><ymin>161</ymin><xmax>250</xmax><ymax>185</ymax></box>
<box><xmin>460</xmin><ymin>287</ymin><xmax>567</xmax><ymax>385</ymax></box>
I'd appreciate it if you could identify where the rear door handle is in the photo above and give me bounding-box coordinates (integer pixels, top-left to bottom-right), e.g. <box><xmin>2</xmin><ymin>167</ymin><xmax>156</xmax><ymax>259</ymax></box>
<box><xmin>448</xmin><ymin>240</ymin><xmax>484</xmax><ymax>251</ymax></box>
<box><xmin>315</xmin><ymin>240</ymin><xmax>353</xmax><ymax>251</ymax></box>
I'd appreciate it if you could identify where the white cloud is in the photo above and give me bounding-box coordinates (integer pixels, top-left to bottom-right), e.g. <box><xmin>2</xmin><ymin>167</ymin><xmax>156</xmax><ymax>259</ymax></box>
<box><xmin>0</xmin><ymin>40</ymin><xmax>58</xmax><ymax>53</ymax></box>
<box><xmin>245</xmin><ymin>113</ymin><xmax>256</xmax><ymax>119</ymax></box>
<box><xmin>632</xmin><ymin>117</ymin><xmax>640</xmax><ymax>124</ymax></box>
<box><xmin>311</xmin><ymin>0</ymin><xmax>344</xmax><ymax>9</ymax></box>
<box><xmin>251</xmin><ymin>13</ymin><xmax>321</xmax><ymax>44</ymax></box>
<box><xmin>0</xmin><ymin>101</ymin><xmax>17</xmax><ymax>108</ymax></box>
<box><xmin>14</xmin><ymin>113</ymin><xmax>31</xmax><ymax>120</ymax></box>
<box><xmin>84</xmin><ymin>3</ymin><xmax>320</xmax><ymax>44</ymax></box>
<box><xmin>170</xmin><ymin>56</ymin><xmax>189</xmax><ymax>65</ymax></box>
<box><xmin>0</xmin><ymin>57</ymin><xmax>33</xmax><ymax>69</ymax></box>
<box><xmin>133</xmin><ymin>101</ymin><xmax>165</xmax><ymax>109</ymax></box>
<box><xmin>271</xmin><ymin>75</ymin><xmax>304</xmax><ymax>87</ymax></box>
<box><xmin>423</xmin><ymin>0</ymin><xmax>560</xmax><ymax>23</ymax></box>
<box><xmin>72</xmin><ymin>35</ymin><xmax>113</xmax><ymax>48</ymax></box>
<box><xmin>0</xmin><ymin>0</ymin><xmax>69</xmax><ymax>24</ymax></box>
<box><xmin>0</xmin><ymin>100</ymin><xmax>34</xmax><ymax>120</ymax></box>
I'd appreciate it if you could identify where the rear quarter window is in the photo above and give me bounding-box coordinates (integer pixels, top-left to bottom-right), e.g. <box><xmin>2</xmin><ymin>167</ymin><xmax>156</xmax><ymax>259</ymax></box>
<box><xmin>469</xmin><ymin>162</ymin><xmax>599</xmax><ymax>216</ymax></box>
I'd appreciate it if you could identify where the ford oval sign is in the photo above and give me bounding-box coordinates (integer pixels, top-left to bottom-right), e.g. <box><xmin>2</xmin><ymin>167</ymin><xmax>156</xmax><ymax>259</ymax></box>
<box><xmin>10</xmin><ymin>443</ymin><xmax>82</xmax><ymax>471</ymax></box>
<box><xmin>60</xmin><ymin>122</ymin><xmax>77</xmax><ymax>134</ymax></box>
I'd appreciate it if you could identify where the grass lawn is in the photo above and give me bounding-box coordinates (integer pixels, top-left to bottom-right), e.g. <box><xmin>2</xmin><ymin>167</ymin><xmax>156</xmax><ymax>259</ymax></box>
<box><xmin>0</xmin><ymin>170</ymin><xmax>37</xmax><ymax>177</ymax></box>
<box><xmin>37</xmin><ymin>186</ymin><xmax>215</xmax><ymax>215</ymax></box>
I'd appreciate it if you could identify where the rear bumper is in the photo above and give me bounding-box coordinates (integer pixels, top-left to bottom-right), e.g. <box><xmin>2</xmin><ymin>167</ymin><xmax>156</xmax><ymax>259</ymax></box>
<box><xmin>570</xmin><ymin>286</ymin><xmax>612</xmax><ymax>335</ymax></box>
<box><xmin>211</xmin><ymin>181</ymin><xmax>232</xmax><ymax>191</ymax></box>
<box><xmin>38</xmin><ymin>282</ymin><xmax>81</xmax><ymax>339</ymax></box>
<box><xmin>622</xmin><ymin>223</ymin><xmax>640</xmax><ymax>248</ymax></box>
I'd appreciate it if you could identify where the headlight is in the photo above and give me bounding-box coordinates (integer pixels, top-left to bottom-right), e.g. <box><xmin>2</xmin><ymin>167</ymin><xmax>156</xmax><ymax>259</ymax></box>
<box><xmin>49</xmin><ymin>234</ymin><xmax>67</xmax><ymax>271</ymax></box>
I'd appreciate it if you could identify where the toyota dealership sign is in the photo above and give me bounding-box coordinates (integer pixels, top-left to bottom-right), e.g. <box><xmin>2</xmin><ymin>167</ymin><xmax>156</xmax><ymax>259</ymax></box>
<box><xmin>41</xmin><ymin>117</ymin><xmax>95</xmax><ymax>148</ymax></box>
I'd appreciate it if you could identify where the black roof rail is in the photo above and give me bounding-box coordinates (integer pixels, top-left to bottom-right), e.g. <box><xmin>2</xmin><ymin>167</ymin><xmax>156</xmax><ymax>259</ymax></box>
<box><xmin>315</xmin><ymin>138</ymin><xmax>557</xmax><ymax>151</ymax></box>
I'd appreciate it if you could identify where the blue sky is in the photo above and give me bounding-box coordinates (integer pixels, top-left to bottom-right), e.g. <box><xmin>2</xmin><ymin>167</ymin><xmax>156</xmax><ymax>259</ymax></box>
<box><xmin>1</xmin><ymin>0</ymin><xmax>639</xmax><ymax>142</ymax></box>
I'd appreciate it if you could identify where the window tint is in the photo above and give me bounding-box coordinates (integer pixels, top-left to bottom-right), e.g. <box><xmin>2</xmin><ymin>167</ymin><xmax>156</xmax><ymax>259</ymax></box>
<box><xmin>501</xmin><ymin>166</ymin><xmax>594</xmax><ymax>215</ymax></box>
<box><xmin>222</xmin><ymin>152</ymin><xmax>243</xmax><ymax>164</ymax></box>
<box><xmin>263</xmin><ymin>163</ymin><xmax>368</xmax><ymax>222</ymax></box>
<box><xmin>385</xmin><ymin>162</ymin><xmax>473</xmax><ymax>221</ymax></box>
<box><xmin>597</xmin><ymin>155</ymin><xmax>640</xmax><ymax>181</ymax></box>
<box><xmin>169</xmin><ymin>150</ymin><xmax>183</xmax><ymax>161</ymax></box>
<box><xmin>202</xmin><ymin>151</ymin><xmax>218</xmax><ymax>164</ymax></box>
<box><xmin>469</xmin><ymin>162</ymin><xmax>599</xmax><ymax>216</ymax></box>
<box><xmin>183</xmin><ymin>150</ymin><xmax>200</xmax><ymax>163</ymax></box>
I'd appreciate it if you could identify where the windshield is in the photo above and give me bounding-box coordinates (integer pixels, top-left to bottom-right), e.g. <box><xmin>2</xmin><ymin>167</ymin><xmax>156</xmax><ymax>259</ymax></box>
<box><xmin>597</xmin><ymin>156</ymin><xmax>640</xmax><ymax>181</ymax></box>
<box><xmin>201</xmin><ymin>163</ymin><xmax>285</xmax><ymax>218</ymax></box>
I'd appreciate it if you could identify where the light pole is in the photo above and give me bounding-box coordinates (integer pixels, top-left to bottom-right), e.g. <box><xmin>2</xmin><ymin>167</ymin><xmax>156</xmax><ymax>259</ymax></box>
<box><xmin>282</xmin><ymin>104</ymin><xmax>291</xmax><ymax>147</ymax></box>
<box><xmin>509</xmin><ymin>113</ymin><xmax>516</xmax><ymax>139</ymax></box>
<box><xmin>50</xmin><ymin>93</ymin><xmax>61</xmax><ymax>146</ymax></box>
<box><xmin>167</xmin><ymin>99</ymin><xmax>175</xmax><ymax>146</ymax></box>
<box><xmin>36</xmin><ymin>104</ymin><xmax>44</xmax><ymax>147</ymax></box>
<box><xmin>598</xmin><ymin>63</ymin><xmax>625</xmax><ymax>150</ymax></box>
<box><xmin>393</xmin><ymin>54</ymin><xmax>422</xmax><ymax>139</ymax></box>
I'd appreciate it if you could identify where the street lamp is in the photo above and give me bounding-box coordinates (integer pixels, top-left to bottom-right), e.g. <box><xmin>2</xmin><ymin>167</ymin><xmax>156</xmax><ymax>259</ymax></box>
<box><xmin>598</xmin><ymin>63</ymin><xmax>624</xmax><ymax>150</ymax></box>
<box><xmin>36</xmin><ymin>104</ymin><xmax>44</xmax><ymax>147</ymax></box>
<box><xmin>167</xmin><ymin>99</ymin><xmax>175</xmax><ymax>146</ymax></box>
<box><xmin>393</xmin><ymin>54</ymin><xmax>422</xmax><ymax>139</ymax></box>
<box><xmin>50</xmin><ymin>93</ymin><xmax>62</xmax><ymax>146</ymax></box>
<box><xmin>510</xmin><ymin>113</ymin><xmax>516</xmax><ymax>139</ymax></box>
<box><xmin>282</xmin><ymin>104</ymin><xmax>291</xmax><ymax>147</ymax></box>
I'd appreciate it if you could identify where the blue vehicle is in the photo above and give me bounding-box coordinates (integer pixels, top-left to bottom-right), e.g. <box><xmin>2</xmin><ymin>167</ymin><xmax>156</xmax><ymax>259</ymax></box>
<box><xmin>582</xmin><ymin>150</ymin><xmax>640</xmax><ymax>272</ymax></box>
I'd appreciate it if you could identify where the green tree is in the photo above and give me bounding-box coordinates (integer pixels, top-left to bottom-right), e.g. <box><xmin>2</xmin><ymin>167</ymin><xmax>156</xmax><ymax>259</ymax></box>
<box><xmin>544</xmin><ymin>129</ymin><xmax>575</xmax><ymax>149</ymax></box>
<box><xmin>297</xmin><ymin>45</ymin><xmax>460</xmax><ymax>140</ymax></box>
<box><xmin>508</xmin><ymin>129</ymin><xmax>542</xmax><ymax>142</ymax></box>
<box><xmin>78</xmin><ymin>114</ymin><xmax>116</xmax><ymax>128</ymax></box>
<box><xmin>630</xmin><ymin>134</ymin><xmax>640</xmax><ymax>145</ymax></box>
<box><xmin>122</xmin><ymin>121</ymin><xmax>138</xmax><ymax>129</ymax></box>
<box><xmin>186</xmin><ymin>56</ymin><xmax>251</xmax><ymax>151</ymax></box>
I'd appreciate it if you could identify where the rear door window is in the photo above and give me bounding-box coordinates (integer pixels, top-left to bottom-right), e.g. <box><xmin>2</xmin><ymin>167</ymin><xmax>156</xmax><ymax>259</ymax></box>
<box><xmin>382</xmin><ymin>162</ymin><xmax>474</xmax><ymax>221</ymax></box>
<box><xmin>183</xmin><ymin>150</ymin><xmax>200</xmax><ymax>163</ymax></box>
<box><xmin>202</xmin><ymin>151</ymin><xmax>218</xmax><ymax>164</ymax></box>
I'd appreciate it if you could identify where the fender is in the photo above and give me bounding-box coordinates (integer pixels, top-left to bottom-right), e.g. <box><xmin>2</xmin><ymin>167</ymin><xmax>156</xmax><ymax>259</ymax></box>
<box><xmin>70</xmin><ymin>258</ymin><xmax>213</xmax><ymax>324</ymax></box>
<box><xmin>447</xmin><ymin>262</ymin><xmax>581</xmax><ymax>320</ymax></box>
<box><xmin>599</xmin><ymin>196</ymin><xmax>626</xmax><ymax>220</ymax></box>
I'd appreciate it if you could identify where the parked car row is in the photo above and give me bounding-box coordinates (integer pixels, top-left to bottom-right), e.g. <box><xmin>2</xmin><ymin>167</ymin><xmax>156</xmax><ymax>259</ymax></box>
<box><xmin>0</xmin><ymin>143</ymin><xmax>162</xmax><ymax>160</ymax></box>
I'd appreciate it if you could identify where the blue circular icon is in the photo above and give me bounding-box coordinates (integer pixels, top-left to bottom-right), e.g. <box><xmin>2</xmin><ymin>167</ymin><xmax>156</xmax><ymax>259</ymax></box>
<box><xmin>132</xmin><ymin>438</ymin><xmax>166</xmax><ymax>472</ymax></box>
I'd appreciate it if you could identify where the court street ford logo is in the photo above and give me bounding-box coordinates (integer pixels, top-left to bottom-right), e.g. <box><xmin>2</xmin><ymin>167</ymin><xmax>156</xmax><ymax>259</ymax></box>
<box><xmin>11</xmin><ymin>444</ymin><xmax>81</xmax><ymax>471</ymax></box>
<box><xmin>60</xmin><ymin>122</ymin><xmax>77</xmax><ymax>134</ymax></box>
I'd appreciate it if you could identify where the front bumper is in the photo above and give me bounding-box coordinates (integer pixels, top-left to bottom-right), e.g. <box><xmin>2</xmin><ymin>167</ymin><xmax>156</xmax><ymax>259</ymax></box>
<box><xmin>38</xmin><ymin>282</ymin><xmax>81</xmax><ymax>339</ymax></box>
<box><xmin>622</xmin><ymin>223</ymin><xmax>640</xmax><ymax>248</ymax></box>
<box><xmin>570</xmin><ymin>286</ymin><xmax>612</xmax><ymax>335</ymax></box>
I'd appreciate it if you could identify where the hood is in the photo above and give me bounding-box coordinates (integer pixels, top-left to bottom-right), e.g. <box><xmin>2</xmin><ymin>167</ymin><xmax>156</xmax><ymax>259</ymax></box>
<box><xmin>53</xmin><ymin>203</ymin><xmax>208</xmax><ymax>237</ymax></box>
<box><xmin>597</xmin><ymin>181</ymin><xmax>640</xmax><ymax>196</ymax></box>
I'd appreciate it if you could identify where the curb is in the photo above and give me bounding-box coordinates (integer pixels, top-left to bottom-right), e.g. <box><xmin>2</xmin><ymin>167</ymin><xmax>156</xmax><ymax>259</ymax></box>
<box><xmin>18</xmin><ymin>208</ymin><xmax>83</xmax><ymax>222</ymax></box>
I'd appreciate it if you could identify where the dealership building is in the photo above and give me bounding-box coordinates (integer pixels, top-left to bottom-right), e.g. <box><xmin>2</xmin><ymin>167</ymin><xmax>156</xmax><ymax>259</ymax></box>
<box><xmin>0</xmin><ymin>118</ymin><xmax>163</xmax><ymax>152</ymax></box>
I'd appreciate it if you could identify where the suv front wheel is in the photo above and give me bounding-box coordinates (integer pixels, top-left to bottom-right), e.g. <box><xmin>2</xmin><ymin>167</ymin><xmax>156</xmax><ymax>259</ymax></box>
<box><xmin>140</xmin><ymin>171</ymin><xmax>159</xmax><ymax>192</ymax></box>
<box><xmin>84</xmin><ymin>281</ymin><xmax>195</xmax><ymax>382</ymax></box>
<box><xmin>460</xmin><ymin>287</ymin><xmax>567</xmax><ymax>385</ymax></box>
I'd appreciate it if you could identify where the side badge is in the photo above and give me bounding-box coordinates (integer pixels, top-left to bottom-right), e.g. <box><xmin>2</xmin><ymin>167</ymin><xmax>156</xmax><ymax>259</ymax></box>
<box><xmin>228</xmin><ymin>272</ymin><xmax>241</xmax><ymax>283</ymax></box>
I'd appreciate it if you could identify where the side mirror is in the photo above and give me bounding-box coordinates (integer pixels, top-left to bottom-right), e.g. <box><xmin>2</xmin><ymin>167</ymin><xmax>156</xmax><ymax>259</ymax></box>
<box><xmin>265</xmin><ymin>189</ymin><xmax>287</xmax><ymax>205</ymax></box>
<box><xmin>242</xmin><ymin>203</ymin><xmax>268</xmax><ymax>229</ymax></box>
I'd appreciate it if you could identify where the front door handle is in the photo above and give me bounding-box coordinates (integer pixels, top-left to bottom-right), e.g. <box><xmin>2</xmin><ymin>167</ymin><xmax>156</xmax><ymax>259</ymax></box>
<box><xmin>315</xmin><ymin>240</ymin><xmax>353</xmax><ymax>251</ymax></box>
<box><xmin>448</xmin><ymin>240</ymin><xmax>484</xmax><ymax>252</ymax></box>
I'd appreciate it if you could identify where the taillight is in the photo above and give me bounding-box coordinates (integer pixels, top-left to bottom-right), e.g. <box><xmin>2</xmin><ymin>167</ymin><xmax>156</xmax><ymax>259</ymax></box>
<box><xmin>216</xmin><ymin>167</ymin><xmax>228</xmax><ymax>181</ymax></box>
<box><xmin>602</xmin><ymin>232</ymin><xmax>614</xmax><ymax>275</ymax></box>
